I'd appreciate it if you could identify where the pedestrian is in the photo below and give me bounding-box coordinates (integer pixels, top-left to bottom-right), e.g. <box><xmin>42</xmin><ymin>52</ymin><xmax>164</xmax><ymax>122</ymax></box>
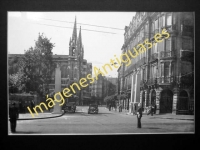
<box><xmin>154</xmin><ymin>104</ymin><xmax>157</xmax><ymax>114</ymax></box>
<box><xmin>119</xmin><ymin>104</ymin><xmax>122</xmax><ymax>112</ymax></box>
<box><xmin>109</xmin><ymin>103</ymin><xmax>111</xmax><ymax>111</ymax></box>
<box><xmin>150</xmin><ymin>104</ymin><xmax>154</xmax><ymax>116</ymax></box>
<box><xmin>9</xmin><ymin>102</ymin><xmax>19</xmax><ymax>133</ymax></box>
<box><xmin>136</xmin><ymin>103</ymin><xmax>142</xmax><ymax>128</ymax></box>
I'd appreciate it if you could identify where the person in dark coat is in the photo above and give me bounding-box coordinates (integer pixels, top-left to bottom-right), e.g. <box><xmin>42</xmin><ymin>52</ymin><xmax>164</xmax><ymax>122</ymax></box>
<box><xmin>154</xmin><ymin>104</ymin><xmax>157</xmax><ymax>114</ymax></box>
<box><xmin>109</xmin><ymin>103</ymin><xmax>111</xmax><ymax>111</ymax></box>
<box><xmin>136</xmin><ymin>103</ymin><xmax>142</xmax><ymax>128</ymax></box>
<box><xmin>9</xmin><ymin>102</ymin><xmax>19</xmax><ymax>133</ymax></box>
<box><xmin>150</xmin><ymin>104</ymin><xmax>154</xmax><ymax>116</ymax></box>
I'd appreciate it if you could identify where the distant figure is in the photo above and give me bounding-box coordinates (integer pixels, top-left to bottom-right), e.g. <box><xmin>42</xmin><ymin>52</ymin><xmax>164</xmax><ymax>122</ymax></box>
<box><xmin>109</xmin><ymin>104</ymin><xmax>111</xmax><ymax>111</ymax></box>
<box><xmin>9</xmin><ymin>102</ymin><xmax>19</xmax><ymax>133</ymax></box>
<box><xmin>154</xmin><ymin>104</ymin><xmax>157</xmax><ymax>114</ymax></box>
<box><xmin>119</xmin><ymin>104</ymin><xmax>122</xmax><ymax>112</ymax></box>
<box><xmin>136</xmin><ymin>103</ymin><xmax>142</xmax><ymax>128</ymax></box>
<box><xmin>31</xmin><ymin>100</ymin><xmax>35</xmax><ymax>112</ymax></box>
<box><xmin>150</xmin><ymin>104</ymin><xmax>154</xmax><ymax>116</ymax></box>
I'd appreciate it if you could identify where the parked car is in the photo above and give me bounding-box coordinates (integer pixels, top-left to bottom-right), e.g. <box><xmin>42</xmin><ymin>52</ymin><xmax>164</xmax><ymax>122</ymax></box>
<box><xmin>64</xmin><ymin>102</ymin><xmax>76</xmax><ymax>113</ymax></box>
<box><xmin>88</xmin><ymin>104</ymin><xmax>98</xmax><ymax>114</ymax></box>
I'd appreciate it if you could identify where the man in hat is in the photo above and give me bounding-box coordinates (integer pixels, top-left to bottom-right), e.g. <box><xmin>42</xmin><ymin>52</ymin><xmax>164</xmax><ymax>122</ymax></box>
<box><xmin>136</xmin><ymin>103</ymin><xmax>143</xmax><ymax>128</ymax></box>
<box><xmin>9</xmin><ymin>102</ymin><xmax>19</xmax><ymax>133</ymax></box>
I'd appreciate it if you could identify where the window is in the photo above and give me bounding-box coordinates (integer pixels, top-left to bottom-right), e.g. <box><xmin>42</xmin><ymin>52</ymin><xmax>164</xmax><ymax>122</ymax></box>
<box><xmin>141</xmin><ymin>28</ymin><xmax>144</xmax><ymax>40</ymax></box>
<box><xmin>155</xmin><ymin>19</ymin><xmax>159</xmax><ymax>30</ymax></box>
<box><xmin>162</xmin><ymin>15</ymin><xmax>165</xmax><ymax>27</ymax></box>
<box><xmin>164</xmin><ymin>62</ymin><xmax>170</xmax><ymax>77</ymax></box>
<box><xmin>182</xmin><ymin>38</ymin><xmax>193</xmax><ymax>50</ymax></box>
<box><xmin>151</xmin><ymin>22</ymin><xmax>154</xmax><ymax>33</ymax></box>
<box><xmin>183</xmin><ymin>13</ymin><xmax>193</xmax><ymax>26</ymax></box>
<box><xmin>61</xmin><ymin>65</ymin><xmax>67</xmax><ymax>78</ymax></box>
<box><xmin>171</xmin><ymin>63</ymin><xmax>174</xmax><ymax>76</ymax></box>
<box><xmin>143</xmin><ymin>68</ymin><xmax>146</xmax><ymax>80</ymax></box>
<box><xmin>166</xmin><ymin>14</ymin><xmax>172</xmax><ymax>26</ymax></box>
<box><xmin>153</xmin><ymin>43</ymin><xmax>158</xmax><ymax>53</ymax></box>
<box><xmin>172</xmin><ymin>37</ymin><xmax>176</xmax><ymax>50</ymax></box>
<box><xmin>74</xmin><ymin>68</ymin><xmax>77</xmax><ymax>78</ymax></box>
<box><xmin>145</xmin><ymin>23</ymin><xmax>148</xmax><ymax>36</ymax></box>
<box><xmin>165</xmin><ymin>37</ymin><xmax>171</xmax><ymax>51</ymax></box>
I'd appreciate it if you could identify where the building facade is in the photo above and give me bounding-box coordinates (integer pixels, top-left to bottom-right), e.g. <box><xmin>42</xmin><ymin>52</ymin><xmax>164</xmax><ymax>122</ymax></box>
<box><xmin>119</xmin><ymin>12</ymin><xmax>194</xmax><ymax>115</ymax></box>
<box><xmin>8</xmin><ymin>18</ymin><xmax>93</xmax><ymax>105</ymax></box>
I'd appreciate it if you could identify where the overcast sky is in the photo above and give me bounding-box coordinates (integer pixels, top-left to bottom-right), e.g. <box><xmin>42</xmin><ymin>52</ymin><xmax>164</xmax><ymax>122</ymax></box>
<box><xmin>8</xmin><ymin>12</ymin><xmax>136</xmax><ymax>77</ymax></box>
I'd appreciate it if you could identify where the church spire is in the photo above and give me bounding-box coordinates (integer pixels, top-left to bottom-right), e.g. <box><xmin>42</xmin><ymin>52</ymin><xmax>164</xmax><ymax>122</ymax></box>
<box><xmin>72</xmin><ymin>16</ymin><xmax>77</xmax><ymax>43</ymax></box>
<box><xmin>78</xmin><ymin>26</ymin><xmax>82</xmax><ymax>48</ymax></box>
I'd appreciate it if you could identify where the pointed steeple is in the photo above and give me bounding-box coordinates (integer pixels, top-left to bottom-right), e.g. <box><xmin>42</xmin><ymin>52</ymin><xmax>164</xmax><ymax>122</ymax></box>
<box><xmin>78</xmin><ymin>26</ymin><xmax>82</xmax><ymax>48</ymax></box>
<box><xmin>72</xmin><ymin>16</ymin><xmax>77</xmax><ymax>43</ymax></box>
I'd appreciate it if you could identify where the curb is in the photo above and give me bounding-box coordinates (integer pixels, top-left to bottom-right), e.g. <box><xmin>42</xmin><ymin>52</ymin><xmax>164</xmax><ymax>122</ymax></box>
<box><xmin>106</xmin><ymin>108</ymin><xmax>194</xmax><ymax>121</ymax></box>
<box><xmin>16</xmin><ymin>111</ymin><xmax>66</xmax><ymax>120</ymax></box>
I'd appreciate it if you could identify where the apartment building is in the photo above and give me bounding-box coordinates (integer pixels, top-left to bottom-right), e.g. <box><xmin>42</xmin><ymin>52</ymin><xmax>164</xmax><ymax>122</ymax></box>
<box><xmin>119</xmin><ymin>12</ymin><xmax>194</xmax><ymax>115</ymax></box>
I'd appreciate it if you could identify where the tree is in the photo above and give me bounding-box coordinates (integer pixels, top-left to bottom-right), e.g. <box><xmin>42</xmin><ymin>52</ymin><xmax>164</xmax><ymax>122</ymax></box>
<box><xmin>22</xmin><ymin>33</ymin><xmax>55</xmax><ymax>96</ymax></box>
<box><xmin>9</xmin><ymin>70</ymin><xmax>25</xmax><ymax>93</ymax></box>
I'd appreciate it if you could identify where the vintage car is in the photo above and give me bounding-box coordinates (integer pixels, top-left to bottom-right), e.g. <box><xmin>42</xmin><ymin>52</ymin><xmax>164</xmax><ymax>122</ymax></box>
<box><xmin>64</xmin><ymin>102</ymin><xmax>76</xmax><ymax>113</ymax></box>
<box><xmin>88</xmin><ymin>104</ymin><xmax>98</xmax><ymax>114</ymax></box>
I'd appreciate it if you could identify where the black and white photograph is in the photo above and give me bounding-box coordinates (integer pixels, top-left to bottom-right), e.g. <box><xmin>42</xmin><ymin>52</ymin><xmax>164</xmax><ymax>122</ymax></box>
<box><xmin>8</xmin><ymin>11</ymin><xmax>194</xmax><ymax>135</ymax></box>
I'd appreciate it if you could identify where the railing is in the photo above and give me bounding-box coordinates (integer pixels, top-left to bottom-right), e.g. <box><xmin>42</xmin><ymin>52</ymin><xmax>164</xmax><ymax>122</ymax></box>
<box><xmin>160</xmin><ymin>51</ymin><xmax>175</xmax><ymax>58</ymax></box>
<box><xmin>150</xmin><ymin>53</ymin><xmax>158</xmax><ymax>62</ymax></box>
<box><xmin>157</xmin><ymin>76</ymin><xmax>174</xmax><ymax>84</ymax></box>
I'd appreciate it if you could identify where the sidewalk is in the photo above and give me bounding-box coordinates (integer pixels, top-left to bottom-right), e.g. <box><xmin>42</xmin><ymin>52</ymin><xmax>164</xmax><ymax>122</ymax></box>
<box><xmin>105</xmin><ymin>107</ymin><xmax>194</xmax><ymax>121</ymax></box>
<box><xmin>18</xmin><ymin>110</ymin><xmax>64</xmax><ymax>120</ymax></box>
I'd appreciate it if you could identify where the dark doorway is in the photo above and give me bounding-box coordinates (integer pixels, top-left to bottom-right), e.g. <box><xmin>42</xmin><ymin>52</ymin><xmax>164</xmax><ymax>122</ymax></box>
<box><xmin>160</xmin><ymin>90</ymin><xmax>173</xmax><ymax>113</ymax></box>
<box><xmin>151</xmin><ymin>90</ymin><xmax>156</xmax><ymax>105</ymax></box>
<box><xmin>141</xmin><ymin>92</ymin><xmax>145</xmax><ymax>111</ymax></box>
<box><xmin>179</xmin><ymin>90</ymin><xmax>189</xmax><ymax>110</ymax></box>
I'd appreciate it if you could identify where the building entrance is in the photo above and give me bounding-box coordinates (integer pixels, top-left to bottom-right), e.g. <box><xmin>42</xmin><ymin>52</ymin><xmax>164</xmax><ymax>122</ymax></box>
<box><xmin>151</xmin><ymin>90</ymin><xmax>156</xmax><ymax>105</ymax></box>
<box><xmin>141</xmin><ymin>92</ymin><xmax>145</xmax><ymax>111</ymax></box>
<box><xmin>178</xmin><ymin>90</ymin><xmax>189</xmax><ymax>110</ymax></box>
<box><xmin>160</xmin><ymin>90</ymin><xmax>173</xmax><ymax>113</ymax></box>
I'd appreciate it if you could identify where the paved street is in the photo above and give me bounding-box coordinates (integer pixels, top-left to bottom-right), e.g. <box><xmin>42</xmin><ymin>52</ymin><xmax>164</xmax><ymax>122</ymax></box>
<box><xmin>8</xmin><ymin>106</ymin><xmax>194</xmax><ymax>135</ymax></box>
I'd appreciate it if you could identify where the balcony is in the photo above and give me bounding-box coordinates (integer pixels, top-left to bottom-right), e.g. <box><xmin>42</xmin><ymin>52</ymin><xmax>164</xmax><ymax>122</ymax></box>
<box><xmin>157</xmin><ymin>76</ymin><xmax>174</xmax><ymax>84</ymax></box>
<box><xmin>150</xmin><ymin>53</ymin><xmax>158</xmax><ymax>62</ymax></box>
<box><xmin>160</xmin><ymin>51</ymin><xmax>175</xmax><ymax>59</ymax></box>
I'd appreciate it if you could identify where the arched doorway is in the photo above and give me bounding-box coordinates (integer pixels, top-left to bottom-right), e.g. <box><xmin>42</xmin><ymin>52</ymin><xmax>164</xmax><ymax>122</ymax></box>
<box><xmin>178</xmin><ymin>90</ymin><xmax>189</xmax><ymax>110</ymax></box>
<box><xmin>151</xmin><ymin>90</ymin><xmax>156</xmax><ymax>106</ymax></box>
<box><xmin>160</xmin><ymin>90</ymin><xmax>173</xmax><ymax>113</ymax></box>
<box><xmin>141</xmin><ymin>91</ymin><xmax>145</xmax><ymax>111</ymax></box>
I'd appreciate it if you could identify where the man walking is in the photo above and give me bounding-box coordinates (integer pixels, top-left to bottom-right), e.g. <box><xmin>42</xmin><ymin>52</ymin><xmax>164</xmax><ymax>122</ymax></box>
<box><xmin>150</xmin><ymin>104</ymin><xmax>154</xmax><ymax>116</ymax></box>
<box><xmin>9</xmin><ymin>102</ymin><xmax>19</xmax><ymax>133</ymax></box>
<box><xmin>136</xmin><ymin>103</ymin><xmax>142</xmax><ymax>128</ymax></box>
<box><xmin>154</xmin><ymin>104</ymin><xmax>157</xmax><ymax>114</ymax></box>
